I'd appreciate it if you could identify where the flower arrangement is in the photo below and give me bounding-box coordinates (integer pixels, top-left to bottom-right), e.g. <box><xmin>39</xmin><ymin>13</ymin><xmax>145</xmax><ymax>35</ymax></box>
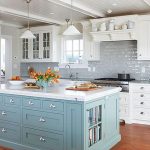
<box><xmin>30</xmin><ymin>68</ymin><xmax>61</xmax><ymax>88</ymax></box>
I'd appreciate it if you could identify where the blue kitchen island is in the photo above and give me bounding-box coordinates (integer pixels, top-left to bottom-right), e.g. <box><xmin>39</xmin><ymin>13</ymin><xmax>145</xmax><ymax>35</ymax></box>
<box><xmin>0</xmin><ymin>84</ymin><xmax>121</xmax><ymax>150</ymax></box>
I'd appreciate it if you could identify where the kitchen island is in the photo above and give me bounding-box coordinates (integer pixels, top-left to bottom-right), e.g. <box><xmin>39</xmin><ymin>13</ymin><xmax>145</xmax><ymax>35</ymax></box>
<box><xmin>0</xmin><ymin>83</ymin><xmax>121</xmax><ymax>150</ymax></box>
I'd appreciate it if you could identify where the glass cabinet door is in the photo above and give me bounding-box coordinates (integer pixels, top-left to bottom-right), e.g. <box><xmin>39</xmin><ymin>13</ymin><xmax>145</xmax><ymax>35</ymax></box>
<box><xmin>43</xmin><ymin>32</ymin><xmax>51</xmax><ymax>59</ymax></box>
<box><xmin>33</xmin><ymin>34</ymin><xmax>39</xmax><ymax>59</ymax></box>
<box><xmin>22</xmin><ymin>39</ymin><xmax>29</xmax><ymax>59</ymax></box>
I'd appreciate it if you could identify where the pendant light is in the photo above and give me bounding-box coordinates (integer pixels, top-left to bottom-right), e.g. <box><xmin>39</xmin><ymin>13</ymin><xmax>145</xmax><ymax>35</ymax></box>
<box><xmin>20</xmin><ymin>0</ymin><xmax>35</xmax><ymax>39</ymax></box>
<box><xmin>63</xmin><ymin>0</ymin><xmax>80</xmax><ymax>35</ymax></box>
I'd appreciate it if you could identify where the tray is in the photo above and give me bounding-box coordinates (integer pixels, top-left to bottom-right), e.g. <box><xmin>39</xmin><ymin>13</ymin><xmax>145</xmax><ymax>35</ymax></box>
<box><xmin>66</xmin><ymin>87</ymin><xmax>100</xmax><ymax>91</ymax></box>
<box><xmin>24</xmin><ymin>85</ymin><xmax>40</xmax><ymax>89</ymax></box>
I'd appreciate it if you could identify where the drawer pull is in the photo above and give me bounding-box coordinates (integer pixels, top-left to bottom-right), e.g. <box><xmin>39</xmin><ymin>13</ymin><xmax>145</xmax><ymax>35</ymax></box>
<box><xmin>2</xmin><ymin>128</ymin><xmax>7</xmax><ymax>133</ymax></box>
<box><xmin>39</xmin><ymin>117</ymin><xmax>46</xmax><ymax>122</ymax></box>
<box><xmin>140</xmin><ymin>112</ymin><xmax>144</xmax><ymax>115</ymax></box>
<box><xmin>28</xmin><ymin>101</ymin><xmax>34</xmax><ymax>105</ymax></box>
<box><xmin>40</xmin><ymin>137</ymin><xmax>46</xmax><ymax>142</ymax></box>
<box><xmin>49</xmin><ymin>104</ymin><xmax>56</xmax><ymax>108</ymax></box>
<box><xmin>10</xmin><ymin>99</ymin><xmax>14</xmax><ymax>103</ymax></box>
<box><xmin>140</xmin><ymin>102</ymin><xmax>144</xmax><ymax>105</ymax></box>
<box><xmin>1</xmin><ymin>111</ymin><xmax>6</xmax><ymax>115</ymax></box>
<box><xmin>1</xmin><ymin>128</ymin><xmax>6</xmax><ymax>133</ymax></box>
<box><xmin>140</xmin><ymin>94</ymin><xmax>144</xmax><ymax>97</ymax></box>
<box><xmin>140</xmin><ymin>87</ymin><xmax>144</xmax><ymax>90</ymax></box>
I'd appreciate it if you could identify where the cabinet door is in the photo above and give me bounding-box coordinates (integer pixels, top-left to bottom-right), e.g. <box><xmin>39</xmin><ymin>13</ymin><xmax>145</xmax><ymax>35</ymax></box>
<box><xmin>33</xmin><ymin>33</ymin><xmax>40</xmax><ymax>59</ymax></box>
<box><xmin>85</xmin><ymin>99</ymin><xmax>105</xmax><ymax>150</ymax></box>
<box><xmin>138</xmin><ymin>21</ymin><xmax>150</xmax><ymax>60</ymax></box>
<box><xmin>42</xmin><ymin>32</ymin><xmax>51</xmax><ymax>60</ymax></box>
<box><xmin>66</xmin><ymin>103</ymin><xmax>83</xmax><ymax>150</ymax></box>
<box><xmin>105</xmin><ymin>94</ymin><xmax>119</xmax><ymax>142</ymax></box>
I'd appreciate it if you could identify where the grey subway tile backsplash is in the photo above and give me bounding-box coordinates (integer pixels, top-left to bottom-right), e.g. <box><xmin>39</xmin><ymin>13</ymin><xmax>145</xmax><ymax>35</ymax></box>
<box><xmin>20</xmin><ymin>40</ymin><xmax>150</xmax><ymax>80</ymax></box>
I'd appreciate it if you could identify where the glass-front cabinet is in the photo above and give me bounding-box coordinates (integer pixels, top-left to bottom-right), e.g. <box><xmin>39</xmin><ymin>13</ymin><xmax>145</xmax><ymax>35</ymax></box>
<box><xmin>21</xmin><ymin>27</ymin><xmax>55</xmax><ymax>62</ymax></box>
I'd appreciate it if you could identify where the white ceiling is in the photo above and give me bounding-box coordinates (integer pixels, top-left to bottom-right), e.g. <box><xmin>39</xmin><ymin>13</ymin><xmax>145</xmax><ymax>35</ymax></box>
<box><xmin>0</xmin><ymin>0</ymin><xmax>150</xmax><ymax>28</ymax></box>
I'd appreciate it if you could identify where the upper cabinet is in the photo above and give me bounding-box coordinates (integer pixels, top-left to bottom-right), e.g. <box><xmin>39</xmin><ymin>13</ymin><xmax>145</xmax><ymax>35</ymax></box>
<box><xmin>21</xmin><ymin>26</ymin><xmax>59</xmax><ymax>62</ymax></box>
<box><xmin>137</xmin><ymin>16</ymin><xmax>150</xmax><ymax>60</ymax></box>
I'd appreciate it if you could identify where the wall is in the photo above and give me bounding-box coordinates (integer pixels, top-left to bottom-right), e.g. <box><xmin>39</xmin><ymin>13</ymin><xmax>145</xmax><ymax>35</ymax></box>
<box><xmin>20</xmin><ymin>40</ymin><xmax>150</xmax><ymax>80</ymax></box>
<box><xmin>1</xmin><ymin>25</ymin><xmax>20</xmax><ymax>76</ymax></box>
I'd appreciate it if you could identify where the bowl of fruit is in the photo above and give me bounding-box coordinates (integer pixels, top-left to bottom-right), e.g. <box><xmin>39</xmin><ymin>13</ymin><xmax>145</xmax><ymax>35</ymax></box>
<box><xmin>8</xmin><ymin>76</ymin><xmax>25</xmax><ymax>86</ymax></box>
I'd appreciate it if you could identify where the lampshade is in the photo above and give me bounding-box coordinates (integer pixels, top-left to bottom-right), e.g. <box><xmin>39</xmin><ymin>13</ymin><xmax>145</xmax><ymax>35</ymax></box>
<box><xmin>63</xmin><ymin>25</ymin><xmax>80</xmax><ymax>35</ymax></box>
<box><xmin>20</xmin><ymin>29</ymin><xmax>36</xmax><ymax>39</ymax></box>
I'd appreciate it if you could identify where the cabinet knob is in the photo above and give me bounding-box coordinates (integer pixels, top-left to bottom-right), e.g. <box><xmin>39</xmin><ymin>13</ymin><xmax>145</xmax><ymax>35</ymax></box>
<box><xmin>40</xmin><ymin>137</ymin><xmax>46</xmax><ymax>142</ymax></box>
<box><xmin>49</xmin><ymin>104</ymin><xmax>56</xmax><ymax>108</ymax></box>
<box><xmin>1</xmin><ymin>111</ymin><xmax>6</xmax><ymax>115</ymax></box>
<box><xmin>140</xmin><ymin>94</ymin><xmax>144</xmax><ymax>97</ymax></box>
<box><xmin>10</xmin><ymin>99</ymin><xmax>14</xmax><ymax>103</ymax></box>
<box><xmin>140</xmin><ymin>87</ymin><xmax>144</xmax><ymax>90</ymax></box>
<box><xmin>140</xmin><ymin>102</ymin><xmax>144</xmax><ymax>105</ymax></box>
<box><xmin>140</xmin><ymin>112</ymin><xmax>144</xmax><ymax>115</ymax></box>
<box><xmin>1</xmin><ymin>128</ymin><xmax>6</xmax><ymax>133</ymax></box>
<box><xmin>139</xmin><ymin>54</ymin><xmax>142</xmax><ymax>56</ymax></box>
<box><xmin>39</xmin><ymin>117</ymin><xmax>46</xmax><ymax>122</ymax></box>
<box><xmin>28</xmin><ymin>101</ymin><xmax>34</xmax><ymax>105</ymax></box>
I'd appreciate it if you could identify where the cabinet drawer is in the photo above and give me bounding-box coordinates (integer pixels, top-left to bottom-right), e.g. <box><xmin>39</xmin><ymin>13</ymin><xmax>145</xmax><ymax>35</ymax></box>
<box><xmin>0</xmin><ymin>106</ymin><xmax>21</xmax><ymax>123</ymax></box>
<box><xmin>133</xmin><ymin>108</ymin><xmax>150</xmax><ymax>121</ymax></box>
<box><xmin>23</xmin><ymin>109</ymin><xmax>64</xmax><ymax>132</ymax></box>
<box><xmin>23</xmin><ymin>97</ymin><xmax>41</xmax><ymax>109</ymax></box>
<box><xmin>23</xmin><ymin>127</ymin><xmax>63</xmax><ymax>150</ymax></box>
<box><xmin>4</xmin><ymin>95</ymin><xmax>21</xmax><ymax>107</ymax></box>
<box><xmin>133</xmin><ymin>100</ymin><xmax>150</xmax><ymax>108</ymax></box>
<box><xmin>130</xmin><ymin>84</ymin><xmax>150</xmax><ymax>93</ymax></box>
<box><xmin>0</xmin><ymin>121</ymin><xmax>20</xmax><ymax>143</ymax></box>
<box><xmin>43</xmin><ymin>100</ymin><xmax>64</xmax><ymax>112</ymax></box>
<box><xmin>132</xmin><ymin>93</ymin><xmax>150</xmax><ymax>101</ymax></box>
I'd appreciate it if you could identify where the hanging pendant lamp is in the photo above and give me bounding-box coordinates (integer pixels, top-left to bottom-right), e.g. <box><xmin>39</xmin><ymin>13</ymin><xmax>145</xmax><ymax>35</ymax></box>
<box><xmin>20</xmin><ymin>0</ymin><xmax>35</xmax><ymax>39</ymax></box>
<box><xmin>63</xmin><ymin>0</ymin><xmax>80</xmax><ymax>35</ymax></box>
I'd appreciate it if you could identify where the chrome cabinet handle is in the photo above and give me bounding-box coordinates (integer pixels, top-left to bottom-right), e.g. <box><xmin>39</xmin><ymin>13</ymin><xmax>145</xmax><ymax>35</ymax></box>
<box><xmin>10</xmin><ymin>99</ymin><xmax>14</xmax><ymax>103</ymax></box>
<box><xmin>40</xmin><ymin>137</ymin><xmax>46</xmax><ymax>142</ymax></box>
<box><xmin>140</xmin><ymin>112</ymin><xmax>144</xmax><ymax>115</ymax></box>
<box><xmin>28</xmin><ymin>101</ymin><xmax>34</xmax><ymax>105</ymax></box>
<box><xmin>1</xmin><ymin>111</ymin><xmax>6</xmax><ymax>115</ymax></box>
<box><xmin>39</xmin><ymin>117</ymin><xmax>46</xmax><ymax>122</ymax></box>
<box><xmin>140</xmin><ymin>87</ymin><xmax>144</xmax><ymax>90</ymax></box>
<box><xmin>140</xmin><ymin>94</ymin><xmax>144</xmax><ymax>97</ymax></box>
<box><xmin>49</xmin><ymin>104</ymin><xmax>56</xmax><ymax>108</ymax></box>
<box><xmin>140</xmin><ymin>102</ymin><xmax>144</xmax><ymax>105</ymax></box>
<box><xmin>1</xmin><ymin>128</ymin><xmax>6</xmax><ymax>133</ymax></box>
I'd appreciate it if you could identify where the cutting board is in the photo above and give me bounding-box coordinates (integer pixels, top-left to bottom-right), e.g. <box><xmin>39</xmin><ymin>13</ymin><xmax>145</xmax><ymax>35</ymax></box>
<box><xmin>66</xmin><ymin>87</ymin><xmax>100</xmax><ymax>91</ymax></box>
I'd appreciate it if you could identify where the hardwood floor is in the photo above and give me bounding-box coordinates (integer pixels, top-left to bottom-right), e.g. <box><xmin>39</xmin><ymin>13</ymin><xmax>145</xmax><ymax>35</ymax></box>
<box><xmin>0</xmin><ymin>124</ymin><xmax>150</xmax><ymax>150</ymax></box>
<box><xmin>111</xmin><ymin>124</ymin><xmax>150</xmax><ymax>150</ymax></box>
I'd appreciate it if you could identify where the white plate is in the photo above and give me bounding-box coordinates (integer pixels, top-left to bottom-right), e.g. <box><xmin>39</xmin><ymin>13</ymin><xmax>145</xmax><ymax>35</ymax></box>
<box><xmin>8</xmin><ymin>80</ymin><xmax>25</xmax><ymax>86</ymax></box>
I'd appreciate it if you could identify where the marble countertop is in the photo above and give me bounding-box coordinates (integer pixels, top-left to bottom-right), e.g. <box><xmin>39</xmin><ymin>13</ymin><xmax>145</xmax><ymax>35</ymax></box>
<box><xmin>0</xmin><ymin>83</ymin><xmax>121</xmax><ymax>101</ymax></box>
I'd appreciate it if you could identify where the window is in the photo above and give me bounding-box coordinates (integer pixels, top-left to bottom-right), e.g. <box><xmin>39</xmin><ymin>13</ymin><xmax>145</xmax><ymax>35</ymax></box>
<box><xmin>64</xmin><ymin>36</ymin><xmax>83</xmax><ymax>63</ymax></box>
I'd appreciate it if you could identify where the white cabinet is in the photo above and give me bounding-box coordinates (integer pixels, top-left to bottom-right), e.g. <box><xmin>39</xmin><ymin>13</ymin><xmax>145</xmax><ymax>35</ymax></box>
<box><xmin>21</xmin><ymin>26</ymin><xmax>59</xmax><ymax>62</ymax></box>
<box><xmin>119</xmin><ymin>92</ymin><xmax>130</xmax><ymax>123</ymax></box>
<box><xmin>137</xmin><ymin>20</ymin><xmax>150</xmax><ymax>60</ymax></box>
<box><xmin>129</xmin><ymin>83</ymin><xmax>150</xmax><ymax>125</ymax></box>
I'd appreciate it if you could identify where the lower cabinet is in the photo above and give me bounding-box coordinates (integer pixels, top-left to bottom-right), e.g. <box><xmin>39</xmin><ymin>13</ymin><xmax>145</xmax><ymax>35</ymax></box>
<box><xmin>0</xmin><ymin>93</ymin><xmax>120</xmax><ymax>150</ymax></box>
<box><xmin>23</xmin><ymin>127</ymin><xmax>63</xmax><ymax>150</ymax></box>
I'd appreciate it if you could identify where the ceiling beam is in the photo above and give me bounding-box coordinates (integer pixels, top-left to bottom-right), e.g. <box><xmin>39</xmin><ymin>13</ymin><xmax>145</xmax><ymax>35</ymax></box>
<box><xmin>47</xmin><ymin>0</ymin><xmax>105</xmax><ymax>18</ymax></box>
<box><xmin>0</xmin><ymin>6</ymin><xmax>64</xmax><ymax>26</ymax></box>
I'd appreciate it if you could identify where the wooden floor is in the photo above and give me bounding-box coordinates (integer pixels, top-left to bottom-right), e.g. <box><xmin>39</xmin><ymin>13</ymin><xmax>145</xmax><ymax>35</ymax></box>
<box><xmin>111</xmin><ymin>124</ymin><xmax>150</xmax><ymax>150</ymax></box>
<box><xmin>0</xmin><ymin>124</ymin><xmax>150</xmax><ymax>150</ymax></box>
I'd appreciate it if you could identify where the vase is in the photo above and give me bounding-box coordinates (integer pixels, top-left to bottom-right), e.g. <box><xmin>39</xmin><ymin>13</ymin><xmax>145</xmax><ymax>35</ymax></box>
<box><xmin>36</xmin><ymin>80</ymin><xmax>49</xmax><ymax>89</ymax></box>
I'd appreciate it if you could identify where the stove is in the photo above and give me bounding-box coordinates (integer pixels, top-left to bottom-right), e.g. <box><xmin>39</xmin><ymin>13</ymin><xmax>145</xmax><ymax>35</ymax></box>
<box><xmin>93</xmin><ymin>78</ymin><xmax>135</xmax><ymax>92</ymax></box>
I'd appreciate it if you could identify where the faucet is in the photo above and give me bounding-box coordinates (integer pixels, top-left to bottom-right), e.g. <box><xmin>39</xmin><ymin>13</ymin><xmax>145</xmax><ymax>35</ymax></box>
<box><xmin>65</xmin><ymin>64</ymin><xmax>73</xmax><ymax>79</ymax></box>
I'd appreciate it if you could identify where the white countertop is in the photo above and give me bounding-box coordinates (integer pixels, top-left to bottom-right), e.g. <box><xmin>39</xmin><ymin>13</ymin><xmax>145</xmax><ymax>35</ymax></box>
<box><xmin>0</xmin><ymin>84</ymin><xmax>121</xmax><ymax>101</ymax></box>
